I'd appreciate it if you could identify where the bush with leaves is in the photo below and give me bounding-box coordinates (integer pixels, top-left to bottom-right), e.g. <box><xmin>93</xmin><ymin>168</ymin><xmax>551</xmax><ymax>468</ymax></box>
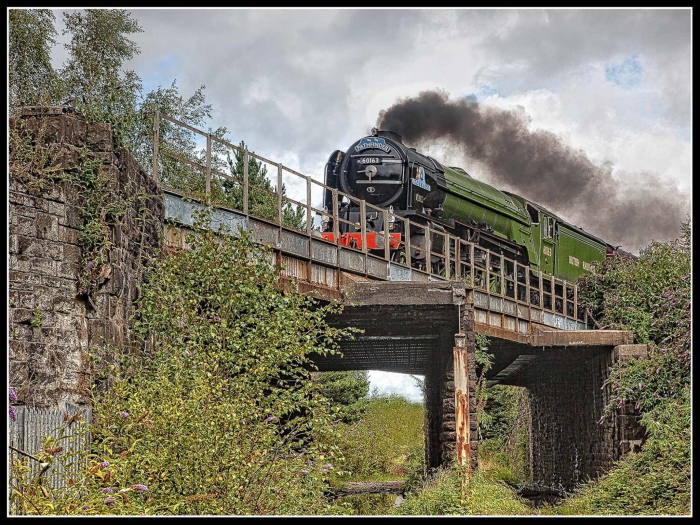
<box><xmin>577</xmin><ymin>219</ymin><xmax>690</xmax><ymax>416</ymax></box>
<box><xmin>10</xmin><ymin>211</ymin><xmax>357</xmax><ymax>515</ymax></box>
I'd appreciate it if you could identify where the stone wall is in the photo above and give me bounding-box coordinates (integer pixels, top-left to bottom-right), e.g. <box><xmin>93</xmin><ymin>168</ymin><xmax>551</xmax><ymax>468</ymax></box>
<box><xmin>9</xmin><ymin>107</ymin><xmax>164</xmax><ymax>407</ymax></box>
<box><xmin>523</xmin><ymin>345</ymin><xmax>646</xmax><ymax>490</ymax></box>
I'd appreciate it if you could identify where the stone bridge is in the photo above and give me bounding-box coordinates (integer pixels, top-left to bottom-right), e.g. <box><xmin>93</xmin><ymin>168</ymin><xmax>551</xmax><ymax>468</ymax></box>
<box><xmin>9</xmin><ymin>107</ymin><xmax>646</xmax><ymax>492</ymax></box>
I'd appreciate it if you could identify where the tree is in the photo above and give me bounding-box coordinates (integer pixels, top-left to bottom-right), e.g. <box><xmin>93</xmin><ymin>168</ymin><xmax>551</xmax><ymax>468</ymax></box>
<box><xmin>59</xmin><ymin>9</ymin><xmax>143</xmax><ymax>142</ymax></box>
<box><xmin>96</xmin><ymin>214</ymin><xmax>353</xmax><ymax>514</ymax></box>
<box><xmin>9</xmin><ymin>9</ymin><xmax>59</xmax><ymax>111</ymax></box>
<box><xmin>222</xmin><ymin>141</ymin><xmax>307</xmax><ymax>230</ymax></box>
<box><xmin>130</xmin><ymin>80</ymin><xmax>229</xmax><ymax>194</ymax></box>
<box><xmin>314</xmin><ymin>371</ymin><xmax>371</xmax><ymax>423</ymax></box>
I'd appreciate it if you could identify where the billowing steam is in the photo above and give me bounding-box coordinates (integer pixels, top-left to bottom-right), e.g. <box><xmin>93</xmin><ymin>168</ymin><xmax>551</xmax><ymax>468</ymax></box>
<box><xmin>378</xmin><ymin>90</ymin><xmax>689</xmax><ymax>252</ymax></box>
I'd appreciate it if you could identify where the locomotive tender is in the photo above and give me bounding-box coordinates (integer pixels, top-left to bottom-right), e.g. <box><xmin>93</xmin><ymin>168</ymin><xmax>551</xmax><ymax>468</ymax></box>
<box><xmin>322</xmin><ymin>128</ymin><xmax>616</xmax><ymax>287</ymax></box>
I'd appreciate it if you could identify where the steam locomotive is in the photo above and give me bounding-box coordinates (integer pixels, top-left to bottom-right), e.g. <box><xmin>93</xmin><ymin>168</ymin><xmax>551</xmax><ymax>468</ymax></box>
<box><xmin>322</xmin><ymin>128</ymin><xmax>618</xmax><ymax>284</ymax></box>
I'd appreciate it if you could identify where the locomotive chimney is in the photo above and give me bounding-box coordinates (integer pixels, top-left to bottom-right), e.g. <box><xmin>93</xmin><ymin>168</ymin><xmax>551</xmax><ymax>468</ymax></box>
<box><xmin>376</xmin><ymin>130</ymin><xmax>403</xmax><ymax>144</ymax></box>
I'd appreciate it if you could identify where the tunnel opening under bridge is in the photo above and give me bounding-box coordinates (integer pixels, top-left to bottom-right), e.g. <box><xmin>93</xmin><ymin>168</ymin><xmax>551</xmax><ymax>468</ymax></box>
<box><xmin>310</xmin><ymin>294</ymin><xmax>466</xmax><ymax>471</ymax></box>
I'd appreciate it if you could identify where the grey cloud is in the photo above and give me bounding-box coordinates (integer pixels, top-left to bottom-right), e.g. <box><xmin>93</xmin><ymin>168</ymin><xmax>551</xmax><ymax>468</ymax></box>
<box><xmin>124</xmin><ymin>9</ymin><xmax>430</xmax><ymax>169</ymax></box>
<box><xmin>42</xmin><ymin>9</ymin><xmax>689</xmax><ymax>249</ymax></box>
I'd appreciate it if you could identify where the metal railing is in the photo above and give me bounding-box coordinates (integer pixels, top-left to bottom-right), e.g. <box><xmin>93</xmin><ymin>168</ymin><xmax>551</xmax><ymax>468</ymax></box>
<box><xmin>153</xmin><ymin>113</ymin><xmax>593</xmax><ymax>330</ymax></box>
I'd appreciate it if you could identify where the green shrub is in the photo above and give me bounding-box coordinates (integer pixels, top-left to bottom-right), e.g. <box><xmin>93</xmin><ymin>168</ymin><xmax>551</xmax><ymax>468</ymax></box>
<box><xmin>552</xmin><ymin>220</ymin><xmax>691</xmax><ymax>516</ymax></box>
<box><xmin>578</xmin><ymin>219</ymin><xmax>690</xmax><ymax>416</ymax></box>
<box><xmin>10</xmin><ymin>212</ymin><xmax>355</xmax><ymax>515</ymax></box>
<box><xmin>314</xmin><ymin>371</ymin><xmax>371</xmax><ymax>423</ymax></box>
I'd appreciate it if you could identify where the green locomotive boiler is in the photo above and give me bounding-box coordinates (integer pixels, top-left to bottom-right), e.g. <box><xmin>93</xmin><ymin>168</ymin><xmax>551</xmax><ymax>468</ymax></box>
<box><xmin>322</xmin><ymin>129</ymin><xmax>617</xmax><ymax>284</ymax></box>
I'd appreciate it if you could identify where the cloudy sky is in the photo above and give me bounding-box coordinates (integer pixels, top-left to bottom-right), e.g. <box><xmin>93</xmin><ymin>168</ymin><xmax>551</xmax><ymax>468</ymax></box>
<box><xmin>48</xmin><ymin>8</ymin><xmax>691</xmax><ymax>401</ymax></box>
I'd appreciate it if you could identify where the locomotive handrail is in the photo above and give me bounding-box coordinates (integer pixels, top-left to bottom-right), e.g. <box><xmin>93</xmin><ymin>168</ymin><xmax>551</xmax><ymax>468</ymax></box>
<box><xmin>153</xmin><ymin>112</ymin><xmax>592</xmax><ymax>330</ymax></box>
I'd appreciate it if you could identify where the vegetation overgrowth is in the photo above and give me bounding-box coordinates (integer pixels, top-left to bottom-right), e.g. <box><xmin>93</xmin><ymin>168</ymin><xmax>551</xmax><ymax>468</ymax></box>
<box><xmin>548</xmin><ymin>218</ymin><xmax>691</xmax><ymax>515</ymax></box>
<box><xmin>9</xmin><ymin>220</ymin><xmax>690</xmax><ymax>515</ymax></box>
<box><xmin>9</xmin><ymin>213</ymin><xmax>357</xmax><ymax>515</ymax></box>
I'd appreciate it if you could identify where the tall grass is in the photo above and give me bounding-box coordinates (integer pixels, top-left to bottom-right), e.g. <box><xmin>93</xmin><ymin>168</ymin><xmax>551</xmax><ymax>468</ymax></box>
<box><xmin>333</xmin><ymin>395</ymin><xmax>425</xmax><ymax>480</ymax></box>
<box><xmin>397</xmin><ymin>467</ymin><xmax>534</xmax><ymax>515</ymax></box>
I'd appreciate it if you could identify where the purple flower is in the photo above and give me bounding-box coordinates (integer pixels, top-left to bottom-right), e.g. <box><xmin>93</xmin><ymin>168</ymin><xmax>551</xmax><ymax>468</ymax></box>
<box><xmin>9</xmin><ymin>405</ymin><xmax>17</xmax><ymax>422</ymax></box>
<box><xmin>87</xmin><ymin>261</ymin><xmax>95</xmax><ymax>269</ymax></box>
<box><xmin>9</xmin><ymin>388</ymin><xmax>18</xmax><ymax>403</ymax></box>
<box><xmin>100</xmin><ymin>461</ymin><xmax>111</xmax><ymax>468</ymax></box>
<box><xmin>119</xmin><ymin>411</ymin><xmax>130</xmax><ymax>419</ymax></box>
<box><xmin>263</xmin><ymin>415</ymin><xmax>277</xmax><ymax>423</ymax></box>
<box><xmin>300</xmin><ymin>470</ymin><xmax>309</xmax><ymax>475</ymax></box>
<box><xmin>130</xmin><ymin>484</ymin><xmax>148</xmax><ymax>492</ymax></box>
<box><xmin>103</xmin><ymin>497</ymin><xmax>116</xmax><ymax>506</ymax></box>
<box><xmin>638</xmin><ymin>383</ymin><xmax>642</xmax><ymax>391</ymax></box>
<box><xmin>102</xmin><ymin>487</ymin><xmax>115</xmax><ymax>494</ymax></box>
<box><xmin>324</xmin><ymin>463</ymin><xmax>333</xmax><ymax>469</ymax></box>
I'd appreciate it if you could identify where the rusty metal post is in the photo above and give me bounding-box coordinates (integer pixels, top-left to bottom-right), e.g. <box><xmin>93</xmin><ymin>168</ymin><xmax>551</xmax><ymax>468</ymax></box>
<box><xmin>455</xmin><ymin>240</ymin><xmax>462</xmax><ymax>280</ymax></box>
<box><xmin>469</xmin><ymin>243</ymin><xmax>474</xmax><ymax>286</ymax></box>
<box><xmin>425</xmin><ymin>225</ymin><xmax>432</xmax><ymax>275</ymax></box>
<box><xmin>205</xmin><ymin>134</ymin><xmax>211</xmax><ymax>202</ymax></box>
<box><xmin>444</xmin><ymin>233</ymin><xmax>449</xmax><ymax>279</ymax></box>
<box><xmin>551</xmin><ymin>275</ymin><xmax>556</xmax><ymax>312</ymax></box>
<box><xmin>453</xmin><ymin>332</ymin><xmax>471</xmax><ymax>473</ymax></box>
<box><xmin>332</xmin><ymin>189</ymin><xmax>339</xmax><ymax>244</ymax></box>
<box><xmin>243</xmin><ymin>148</ymin><xmax>249</xmax><ymax>215</ymax></box>
<box><xmin>152</xmin><ymin>110</ymin><xmax>160</xmax><ymax>183</ymax></box>
<box><xmin>485</xmin><ymin>250</ymin><xmax>491</xmax><ymax>293</ymax></box>
<box><xmin>524</xmin><ymin>265</ymin><xmax>529</xmax><ymax>304</ymax></box>
<box><xmin>404</xmin><ymin>217</ymin><xmax>411</xmax><ymax>268</ymax></box>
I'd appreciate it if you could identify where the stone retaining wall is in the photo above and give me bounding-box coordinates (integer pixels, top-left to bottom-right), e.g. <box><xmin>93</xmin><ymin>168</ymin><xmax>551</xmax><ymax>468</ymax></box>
<box><xmin>9</xmin><ymin>107</ymin><xmax>164</xmax><ymax>407</ymax></box>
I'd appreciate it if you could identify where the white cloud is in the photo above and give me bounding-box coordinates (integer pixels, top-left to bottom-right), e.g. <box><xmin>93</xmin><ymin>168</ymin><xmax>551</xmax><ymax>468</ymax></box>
<box><xmin>368</xmin><ymin>371</ymin><xmax>423</xmax><ymax>403</ymax></box>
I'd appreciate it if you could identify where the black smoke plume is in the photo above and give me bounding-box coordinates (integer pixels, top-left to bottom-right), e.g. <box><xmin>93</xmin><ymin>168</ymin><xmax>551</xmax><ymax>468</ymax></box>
<box><xmin>378</xmin><ymin>90</ymin><xmax>689</xmax><ymax>252</ymax></box>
